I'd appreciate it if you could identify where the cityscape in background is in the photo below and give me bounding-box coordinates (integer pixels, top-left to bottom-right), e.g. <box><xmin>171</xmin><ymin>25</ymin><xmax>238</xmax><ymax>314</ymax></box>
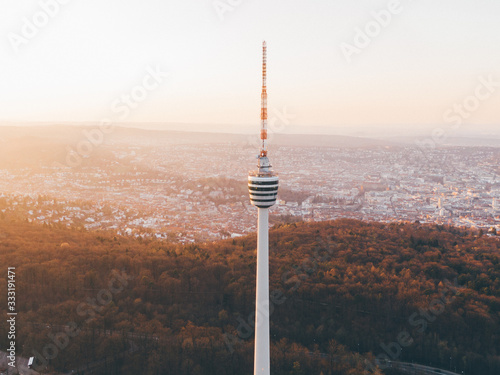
<box><xmin>1</xmin><ymin>126</ymin><xmax>498</xmax><ymax>243</ymax></box>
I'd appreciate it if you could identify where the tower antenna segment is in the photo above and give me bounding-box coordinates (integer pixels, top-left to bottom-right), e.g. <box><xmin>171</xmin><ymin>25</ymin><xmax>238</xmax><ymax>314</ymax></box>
<box><xmin>260</xmin><ymin>41</ymin><xmax>268</xmax><ymax>158</ymax></box>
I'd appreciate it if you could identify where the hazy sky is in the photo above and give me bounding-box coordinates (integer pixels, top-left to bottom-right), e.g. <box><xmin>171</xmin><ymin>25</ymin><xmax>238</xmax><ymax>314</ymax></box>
<box><xmin>1</xmin><ymin>0</ymin><xmax>499</xmax><ymax>133</ymax></box>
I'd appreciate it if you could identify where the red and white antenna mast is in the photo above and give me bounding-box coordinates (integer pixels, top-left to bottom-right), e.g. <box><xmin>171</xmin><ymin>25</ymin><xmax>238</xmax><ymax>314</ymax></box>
<box><xmin>260</xmin><ymin>41</ymin><xmax>268</xmax><ymax>158</ymax></box>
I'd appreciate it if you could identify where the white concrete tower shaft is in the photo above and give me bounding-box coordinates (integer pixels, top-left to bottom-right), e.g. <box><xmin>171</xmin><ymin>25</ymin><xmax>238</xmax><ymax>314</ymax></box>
<box><xmin>254</xmin><ymin>207</ymin><xmax>270</xmax><ymax>375</ymax></box>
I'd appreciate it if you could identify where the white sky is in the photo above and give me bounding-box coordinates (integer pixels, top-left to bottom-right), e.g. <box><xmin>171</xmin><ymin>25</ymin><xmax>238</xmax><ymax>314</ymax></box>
<box><xmin>0</xmin><ymin>0</ymin><xmax>499</xmax><ymax>133</ymax></box>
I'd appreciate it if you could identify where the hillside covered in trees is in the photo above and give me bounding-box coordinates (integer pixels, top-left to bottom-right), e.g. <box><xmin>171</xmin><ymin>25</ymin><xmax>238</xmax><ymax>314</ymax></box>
<box><xmin>0</xmin><ymin>216</ymin><xmax>499</xmax><ymax>375</ymax></box>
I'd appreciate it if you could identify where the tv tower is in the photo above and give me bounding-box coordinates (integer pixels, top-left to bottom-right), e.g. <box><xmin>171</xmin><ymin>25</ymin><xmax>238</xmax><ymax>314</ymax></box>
<box><xmin>248</xmin><ymin>41</ymin><xmax>279</xmax><ymax>375</ymax></box>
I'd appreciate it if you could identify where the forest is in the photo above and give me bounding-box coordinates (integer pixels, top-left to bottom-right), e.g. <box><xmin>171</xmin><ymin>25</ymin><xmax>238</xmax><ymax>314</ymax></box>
<box><xmin>0</xmin><ymin>214</ymin><xmax>499</xmax><ymax>375</ymax></box>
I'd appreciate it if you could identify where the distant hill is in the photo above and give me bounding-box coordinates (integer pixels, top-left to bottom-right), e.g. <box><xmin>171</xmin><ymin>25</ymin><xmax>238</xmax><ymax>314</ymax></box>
<box><xmin>0</xmin><ymin>125</ymin><xmax>398</xmax><ymax>169</ymax></box>
<box><xmin>0</xmin><ymin>124</ymin><xmax>396</xmax><ymax>147</ymax></box>
<box><xmin>271</xmin><ymin>133</ymin><xmax>396</xmax><ymax>147</ymax></box>
<box><xmin>384</xmin><ymin>135</ymin><xmax>500</xmax><ymax>148</ymax></box>
<box><xmin>2</xmin><ymin>122</ymin><xmax>500</xmax><ymax>148</ymax></box>
<box><xmin>0</xmin><ymin>216</ymin><xmax>499</xmax><ymax>375</ymax></box>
